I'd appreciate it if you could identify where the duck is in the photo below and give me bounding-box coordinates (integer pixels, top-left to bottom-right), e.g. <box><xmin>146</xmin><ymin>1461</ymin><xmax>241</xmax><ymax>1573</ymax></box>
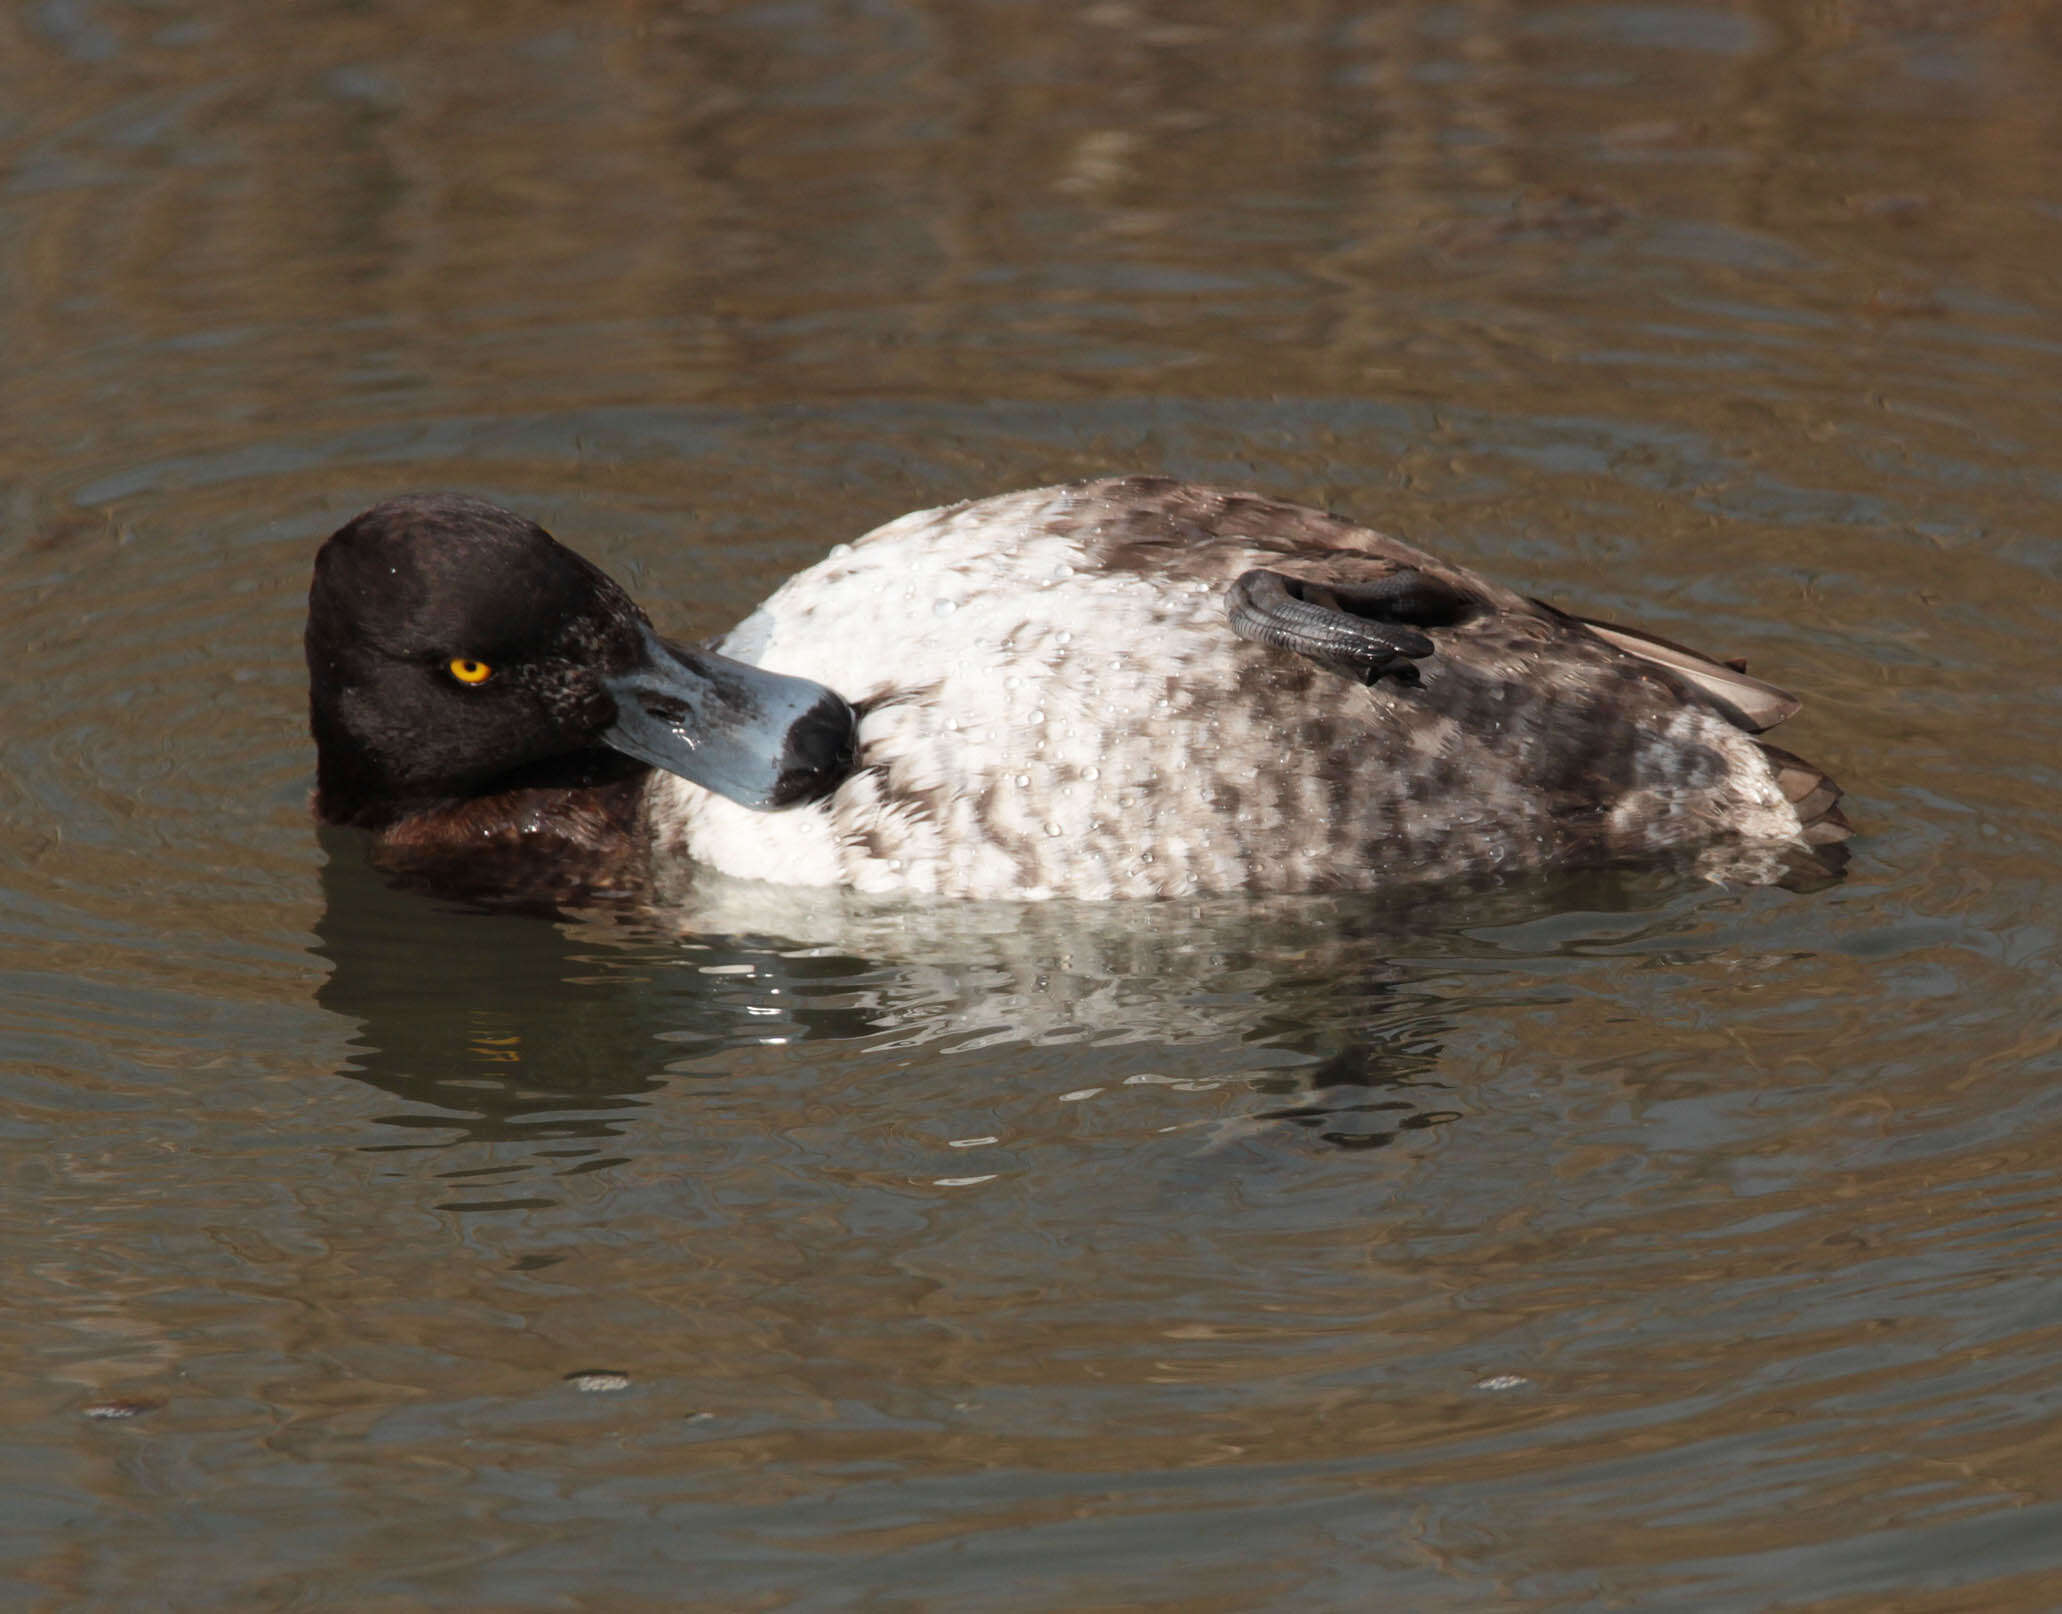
<box><xmin>305</xmin><ymin>475</ymin><xmax>1848</xmax><ymax>903</ymax></box>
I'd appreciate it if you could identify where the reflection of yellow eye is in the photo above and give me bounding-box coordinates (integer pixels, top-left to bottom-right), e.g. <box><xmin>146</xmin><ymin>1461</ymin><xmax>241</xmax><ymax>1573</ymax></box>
<box><xmin>448</xmin><ymin>658</ymin><xmax>493</xmax><ymax>685</ymax></box>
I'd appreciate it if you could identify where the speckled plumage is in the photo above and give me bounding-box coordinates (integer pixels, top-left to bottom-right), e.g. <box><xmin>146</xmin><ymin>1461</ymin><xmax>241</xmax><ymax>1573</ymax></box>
<box><xmin>648</xmin><ymin>477</ymin><xmax>1828</xmax><ymax>900</ymax></box>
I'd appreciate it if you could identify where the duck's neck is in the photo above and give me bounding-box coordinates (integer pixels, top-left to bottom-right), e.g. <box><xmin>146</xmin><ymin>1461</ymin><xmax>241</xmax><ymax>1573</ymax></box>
<box><xmin>317</xmin><ymin>748</ymin><xmax>656</xmax><ymax>909</ymax></box>
<box><xmin>312</xmin><ymin>720</ymin><xmax>645</xmax><ymax>827</ymax></box>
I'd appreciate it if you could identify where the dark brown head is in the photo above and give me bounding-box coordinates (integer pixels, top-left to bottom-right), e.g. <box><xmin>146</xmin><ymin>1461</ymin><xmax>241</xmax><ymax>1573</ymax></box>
<box><xmin>306</xmin><ymin>493</ymin><xmax>857</xmax><ymax>830</ymax></box>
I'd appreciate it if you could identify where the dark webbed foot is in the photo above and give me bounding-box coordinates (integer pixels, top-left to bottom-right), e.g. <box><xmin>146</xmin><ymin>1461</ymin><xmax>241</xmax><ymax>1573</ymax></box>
<box><xmin>1227</xmin><ymin>567</ymin><xmax>1480</xmax><ymax>685</ymax></box>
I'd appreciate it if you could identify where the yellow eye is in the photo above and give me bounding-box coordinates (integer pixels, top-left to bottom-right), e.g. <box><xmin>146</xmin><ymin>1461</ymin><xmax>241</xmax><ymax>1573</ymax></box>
<box><xmin>447</xmin><ymin>658</ymin><xmax>493</xmax><ymax>685</ymax></box>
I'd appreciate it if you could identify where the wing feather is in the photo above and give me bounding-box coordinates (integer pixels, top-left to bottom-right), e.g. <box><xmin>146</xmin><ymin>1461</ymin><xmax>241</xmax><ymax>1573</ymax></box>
<box><xmin>1562</xmin><ymin>612</ymin><xmax>1802</xmax><ymax>733</ymax></box>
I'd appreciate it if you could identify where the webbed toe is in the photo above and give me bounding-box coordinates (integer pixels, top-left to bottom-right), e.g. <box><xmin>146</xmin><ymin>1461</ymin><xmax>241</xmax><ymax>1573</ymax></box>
<box><xmin>1227</xmin><ymin>567</ymin><xmax>1475</xmax><ymax>685</ymax></box>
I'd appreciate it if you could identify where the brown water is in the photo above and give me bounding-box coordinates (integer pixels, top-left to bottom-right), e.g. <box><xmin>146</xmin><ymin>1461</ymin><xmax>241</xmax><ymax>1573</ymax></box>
<box><xmin>4</xmin><ymin>1</ymin><xmax>2061</xmax><ymax>1607</ymax></box>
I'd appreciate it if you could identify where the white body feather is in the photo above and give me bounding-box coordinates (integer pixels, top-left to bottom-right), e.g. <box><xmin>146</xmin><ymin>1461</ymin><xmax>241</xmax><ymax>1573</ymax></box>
<box><xmin>643</xmin><ymin>482</ymin><xmax>1809</xmax><ymax>901</ymax></box>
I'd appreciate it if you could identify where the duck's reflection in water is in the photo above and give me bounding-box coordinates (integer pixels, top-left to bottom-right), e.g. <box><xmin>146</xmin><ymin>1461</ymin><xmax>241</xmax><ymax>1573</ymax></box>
<box><xmin>313</xmin><ymin>826</ymin><xmax>1735</xmax><ymax>1190</ymax></box>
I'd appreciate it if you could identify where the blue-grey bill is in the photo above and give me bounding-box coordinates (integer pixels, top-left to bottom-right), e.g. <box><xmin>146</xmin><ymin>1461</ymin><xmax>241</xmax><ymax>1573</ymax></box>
<box><xmin>602</xmin><ymin>630</ymin><xmax>857</xmax><ymax>811</ymax></box>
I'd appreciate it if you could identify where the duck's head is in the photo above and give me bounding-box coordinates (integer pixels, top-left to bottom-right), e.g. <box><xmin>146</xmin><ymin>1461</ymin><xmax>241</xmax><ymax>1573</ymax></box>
<box><xmin>306</xmin><ymin>493</ymin><xmax>857</xmax><ymax>829</ymax></box>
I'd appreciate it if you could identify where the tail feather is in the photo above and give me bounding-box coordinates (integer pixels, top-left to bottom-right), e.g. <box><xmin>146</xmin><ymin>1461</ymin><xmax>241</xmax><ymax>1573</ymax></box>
<box><xmin>1516</xmin><ymin>599</ymin><xmax>1855</xmax><ymax>880</ymax></box>
<box><xmin>1758</xmin><ymin>740</ymin><xmax>1852</xmax><ymax>848</ymax></box>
